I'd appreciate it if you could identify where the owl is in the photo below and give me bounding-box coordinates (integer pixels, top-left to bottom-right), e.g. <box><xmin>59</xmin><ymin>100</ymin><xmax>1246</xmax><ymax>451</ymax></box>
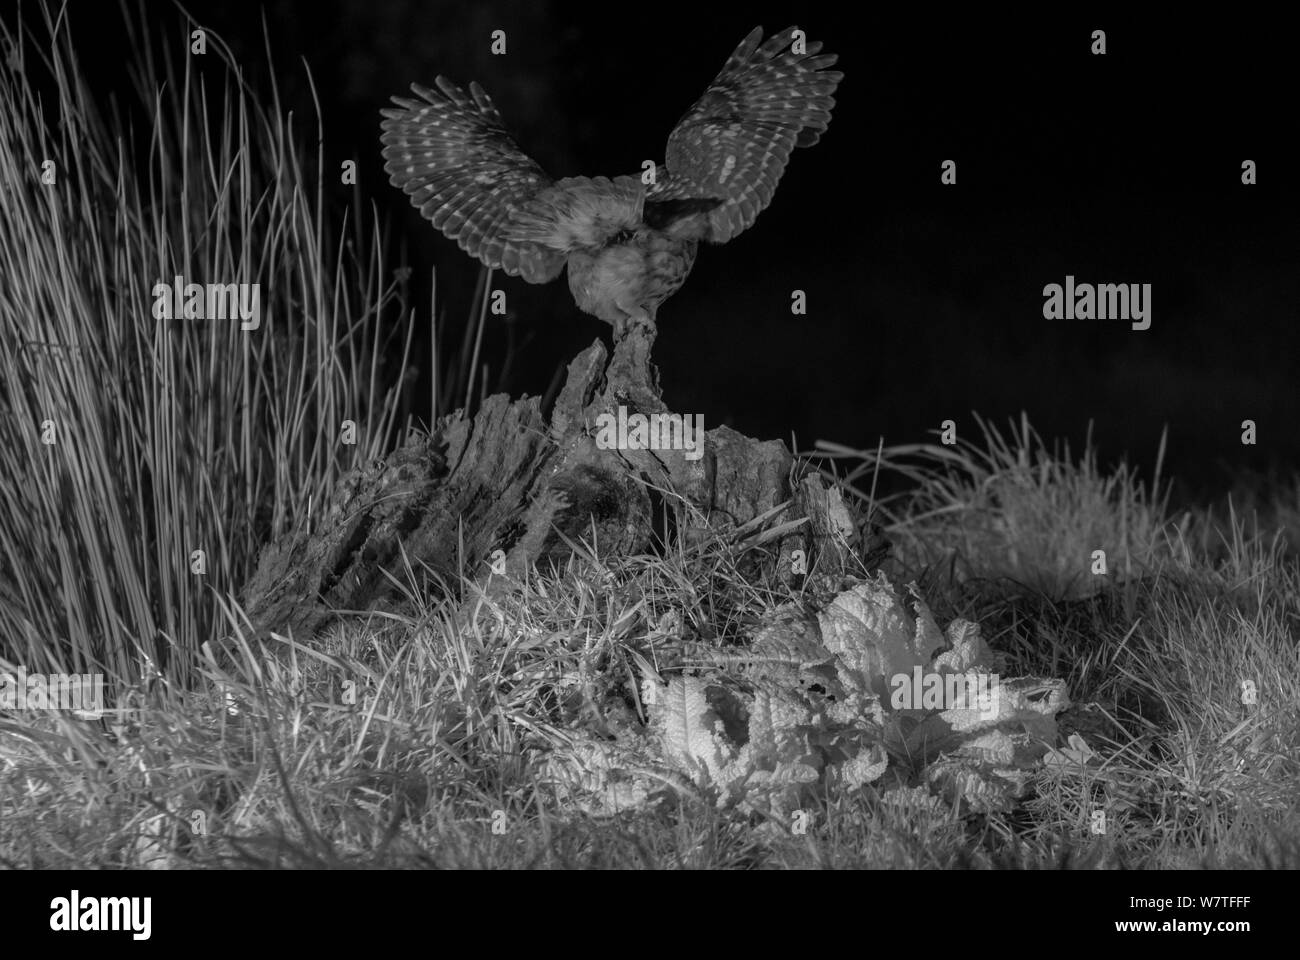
<box><xmin>380</xmin><ymin>26</ymin><xmax>842</xmax><ymax>335</ymax></box>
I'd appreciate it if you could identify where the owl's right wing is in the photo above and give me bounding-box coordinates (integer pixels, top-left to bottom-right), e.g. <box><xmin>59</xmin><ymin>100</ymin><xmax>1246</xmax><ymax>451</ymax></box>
<box><xmin>380</xmin><ymin>78</ymin><xmax>567</xmax><ymax>283</ymax></box>
<box><xmin>654</xmin><ymin>26</ymin><xmax>843</xmax><ymax>244</ymax></box>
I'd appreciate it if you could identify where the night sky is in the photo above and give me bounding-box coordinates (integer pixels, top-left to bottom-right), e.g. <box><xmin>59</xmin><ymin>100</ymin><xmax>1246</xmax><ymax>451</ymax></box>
<box><xmin>26</xmin><ymin>2</ymin><xmax>1300</xmax><ymax>497</ymax></box>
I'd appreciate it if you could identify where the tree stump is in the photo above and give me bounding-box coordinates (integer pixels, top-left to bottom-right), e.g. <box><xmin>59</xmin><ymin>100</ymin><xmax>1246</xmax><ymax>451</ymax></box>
<box><xmin>238</xmin><ymin>323</ymin><xmax>875</xmax><ymax>643</ymax></box>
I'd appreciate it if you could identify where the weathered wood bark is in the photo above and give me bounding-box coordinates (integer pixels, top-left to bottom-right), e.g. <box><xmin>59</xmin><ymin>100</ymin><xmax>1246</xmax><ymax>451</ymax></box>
<box><xmin>239</xmin><ymin>323</ymin><xmax>875</xmax><ymax>643</ymax></box>
<box><xmin>237</xmin><ymin>390</ymin><xmax>556</xmax><ymax>642</ymax></box>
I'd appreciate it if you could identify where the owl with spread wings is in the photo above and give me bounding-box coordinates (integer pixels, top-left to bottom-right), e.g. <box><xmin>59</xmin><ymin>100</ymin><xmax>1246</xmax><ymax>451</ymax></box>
<box><xmin>380</xmin><ymin>26</ymin><xmax>842</xmax><ymax>335</ymax></box>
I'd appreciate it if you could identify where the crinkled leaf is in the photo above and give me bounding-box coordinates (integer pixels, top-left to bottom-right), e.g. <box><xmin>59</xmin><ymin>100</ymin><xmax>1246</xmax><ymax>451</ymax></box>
<box><xmin>656</xmin><ymin>675</ymin><xmax>735</xmax><ymax>786</ymax></box>
<box><xmin>841</xmin><ymin>742</ymin><xmax>889</xmax><ymax>789</ymax></box>
<box><xmin>819</xmin><ymin>576</ymin><xmax>930</xmax><ymax>695</ymax></box>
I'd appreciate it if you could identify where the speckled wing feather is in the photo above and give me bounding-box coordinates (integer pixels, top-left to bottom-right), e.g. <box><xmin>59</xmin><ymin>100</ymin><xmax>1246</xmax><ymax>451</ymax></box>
<box><xmin>655</xmin><ymin>26</ymin><xmax>843</xmax><ymax>244</ymax></box>
<box><xmin>380</xmin><ymin>78</ymin><xmax>566</xmax><ymax>282</ymax></box>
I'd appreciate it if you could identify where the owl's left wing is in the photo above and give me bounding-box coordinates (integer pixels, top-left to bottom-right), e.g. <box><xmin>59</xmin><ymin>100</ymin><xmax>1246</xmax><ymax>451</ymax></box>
<box><xmin>653</xmin><ymin>26</ymin><xmax>843</xmax><ymax>244</ymax></box>
<box><xmin>380</xmin><ymin>78</ymin><xmax>566</xmax><ymax>283</ymax></box>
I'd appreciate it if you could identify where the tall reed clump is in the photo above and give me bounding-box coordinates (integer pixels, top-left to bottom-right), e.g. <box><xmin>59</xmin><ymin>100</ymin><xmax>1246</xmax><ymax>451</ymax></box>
<box><xmin>0</xmin><ymin>3</ymin><xmax>409</xmax><ymax>691</ymax></box>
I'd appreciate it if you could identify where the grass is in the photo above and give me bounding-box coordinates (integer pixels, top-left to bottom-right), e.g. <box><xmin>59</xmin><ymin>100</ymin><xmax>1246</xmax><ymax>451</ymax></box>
<box><xmin>0</xmin><ymin>1</ymin><xmax>410</xmax><ymax>686</ymax></box>
<box><xmin>3</xmin><ymin>420</ymin><xmax>1296</xmax><ymax>868</ymax></box>
<box><xmin>1</xmin><ymin>4</ymin><xmax>1297</xmax><ymax>869</ymax></box>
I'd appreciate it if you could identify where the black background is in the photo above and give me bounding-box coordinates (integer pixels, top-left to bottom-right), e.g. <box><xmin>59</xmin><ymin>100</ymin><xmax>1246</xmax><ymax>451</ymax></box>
<box><xmin>18</xmin><ymin>1</ymin><xmax>1299</xmax><ymax>499</ymax></box>
<box><xmin>2</xmin><ymin>868</ymin><xmax>1285</xmax><ymax>942</ymax></box>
